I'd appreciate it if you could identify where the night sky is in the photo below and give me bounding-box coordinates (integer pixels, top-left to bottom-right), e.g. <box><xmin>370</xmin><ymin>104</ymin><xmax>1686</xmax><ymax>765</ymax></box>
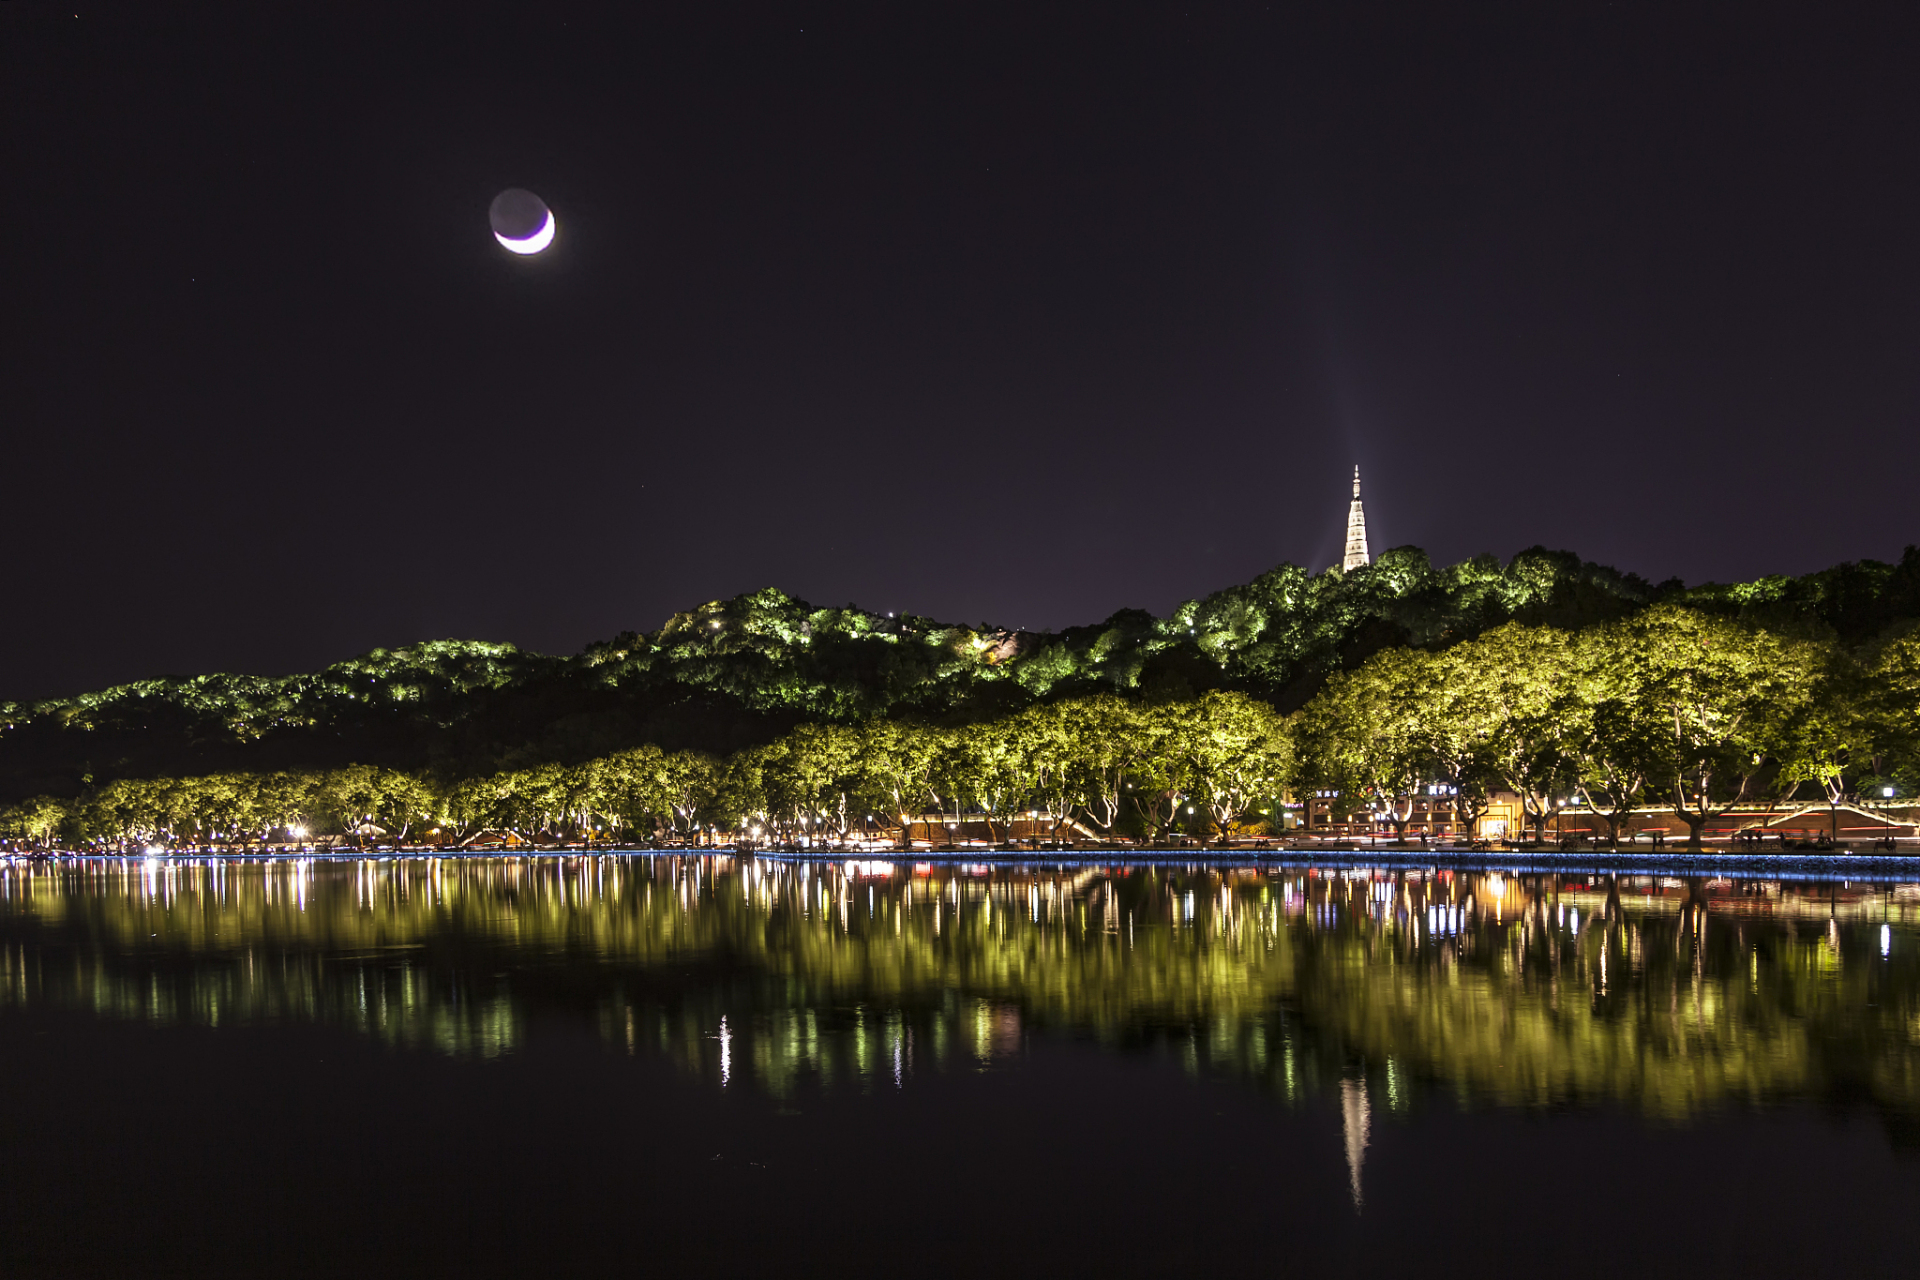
<box><xmin>5</xmin><ymin>2</ymin><xmax>1917</xmax><ymax>701</ymax></box>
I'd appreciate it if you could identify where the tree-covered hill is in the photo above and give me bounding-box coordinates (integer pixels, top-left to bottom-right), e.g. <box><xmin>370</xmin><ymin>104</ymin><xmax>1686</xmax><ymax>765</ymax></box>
<box><xmin>3</xmin><ymin>544</ymin><xmax>1916</xmax><ymax>805</ymax></box>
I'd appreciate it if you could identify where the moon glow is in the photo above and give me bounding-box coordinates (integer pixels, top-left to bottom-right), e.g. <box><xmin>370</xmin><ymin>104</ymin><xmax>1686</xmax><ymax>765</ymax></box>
<box><xmin>489</xmin><ymin>188</ymin><xmax>554</xmax><ymax>255</ymax></box>
<box><xmin>494</xmin><ymin>210</ymin><xmax>554</xmax><ymax>254</ymax></box>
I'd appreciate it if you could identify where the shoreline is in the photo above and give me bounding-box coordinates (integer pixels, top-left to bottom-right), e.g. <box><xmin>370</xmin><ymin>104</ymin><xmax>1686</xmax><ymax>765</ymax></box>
<box><xmin>7</xmin><ymin>843</ymin><xmax>1920</xmax><ymax>879</ymax></box>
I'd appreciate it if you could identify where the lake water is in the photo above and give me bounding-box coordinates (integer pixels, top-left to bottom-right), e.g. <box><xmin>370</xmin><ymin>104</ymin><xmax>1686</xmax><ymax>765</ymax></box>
<box><xmin>2</xmin><ymin>854</ymin><xmax>1916</xmax><ymax>1277</ymax></box>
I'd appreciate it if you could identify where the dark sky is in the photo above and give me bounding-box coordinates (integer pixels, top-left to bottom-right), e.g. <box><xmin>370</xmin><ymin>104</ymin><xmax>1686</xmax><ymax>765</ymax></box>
<box><xmin>5</xmin><ymin>2</ymin><xmax>1918</xmax><ymax>700</ymax></box>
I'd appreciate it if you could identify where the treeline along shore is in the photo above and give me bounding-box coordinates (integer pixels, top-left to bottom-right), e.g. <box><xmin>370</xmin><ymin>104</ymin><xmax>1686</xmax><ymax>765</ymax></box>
<box><xmin>3</xmin><ymin>546</ymin><xmax>1919</xmax><ymax>852</ymax></box>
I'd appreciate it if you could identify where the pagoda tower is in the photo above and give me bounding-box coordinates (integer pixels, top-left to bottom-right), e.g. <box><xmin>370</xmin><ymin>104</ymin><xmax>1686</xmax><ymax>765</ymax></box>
<box><xmin>1342</xmin><ymin>465</ymin><xmax>1371</xmax><ymax>571</ymax></box>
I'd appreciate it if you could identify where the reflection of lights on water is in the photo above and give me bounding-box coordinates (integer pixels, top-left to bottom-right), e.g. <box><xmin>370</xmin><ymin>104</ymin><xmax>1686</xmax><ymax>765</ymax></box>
<box><xmin>19</xmin><ymin>857</ymin><xmax>1920</xmax><ymax>1106</ymax></box>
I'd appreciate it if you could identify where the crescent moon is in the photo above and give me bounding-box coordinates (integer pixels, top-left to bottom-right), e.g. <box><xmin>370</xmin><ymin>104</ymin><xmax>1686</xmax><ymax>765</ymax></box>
<box><xmin>495</xmin><ymin>211</ymin><xmax>555</xmax><ymax>255</ymax></box>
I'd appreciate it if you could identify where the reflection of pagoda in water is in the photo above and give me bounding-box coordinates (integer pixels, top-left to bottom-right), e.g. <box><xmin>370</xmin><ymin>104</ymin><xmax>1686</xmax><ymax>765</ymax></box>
<box><xmin>1341</xmin><ymin>1075</ymin><xmax>1370</xmax><ymax>1210</ymax></box>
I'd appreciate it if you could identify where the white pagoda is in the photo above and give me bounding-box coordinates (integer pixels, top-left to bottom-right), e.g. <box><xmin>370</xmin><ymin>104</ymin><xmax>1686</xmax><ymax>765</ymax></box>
<box><xmin>1342</xmin><ymin>465</ymin><xmax>1371</xmax><ymax>571</ymax></box>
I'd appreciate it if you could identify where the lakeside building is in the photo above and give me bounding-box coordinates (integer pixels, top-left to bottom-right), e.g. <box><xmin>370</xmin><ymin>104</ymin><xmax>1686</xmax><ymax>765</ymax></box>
<box><xmin>899</xmin><ymin>814</ymin><xmax>1105</xmax><ymax>846</ymax></box>
<box><xmin>1299</xmin><ymin>788</ymin><xmax>1529</xmax><ymax>840</ymax></box>
<box><xmin>1299</xmin><ymin>792</ymin><xmax>1919</xmax><ymax>843</ymax></box>
<box><xmin>1553</xmin><ymin>801</ymin><xmax>1917</xmax><ymax>843</ymax></box>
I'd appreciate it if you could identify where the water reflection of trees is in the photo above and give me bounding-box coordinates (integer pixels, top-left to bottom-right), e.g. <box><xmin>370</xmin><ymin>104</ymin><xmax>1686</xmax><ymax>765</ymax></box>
<box><xmin>1</xmin><ymin>856</ymin><xmax>1916</xmax><ymax>1120</ymax></box>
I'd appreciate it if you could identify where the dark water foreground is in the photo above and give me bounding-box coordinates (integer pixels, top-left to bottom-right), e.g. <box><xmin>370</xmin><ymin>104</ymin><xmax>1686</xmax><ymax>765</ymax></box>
<box><xmin>2</xmin><ymin>855</ymin><xmax>1916</xmax><ymax>1277</ymax></box>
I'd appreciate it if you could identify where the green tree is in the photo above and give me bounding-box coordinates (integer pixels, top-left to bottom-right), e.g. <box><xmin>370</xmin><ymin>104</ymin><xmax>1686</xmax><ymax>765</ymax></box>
<box><xmin>1445</xmin><ymin>623</ymin><xmax>1586</xmax><ymax>842</ymax></box>
<box><xmin>661</xmin><ymin>751</ymin><xmax>722</xmax><ymax>845</ymax></box>
<box><xmin>593</xmin><ymin>746</ymin><xmax>678</xmax><ymax>843</ymax></box>
<box><xmin>0</xmin><ymin>795</ymin><xmax>69</xmax><ymax>846</ymax></box>
<box><xmin>254</xmin><ymin>771</ymin><xmax>324</xmax><ymax>841</ymax></box>
<box><xmin>770</xmin><ymin>724</ymin><xmax>870</xmax><ymax>842</ymax></box>
<box><xmin>1122</xmin><ymin>704</ymin><xmax>1189</xmax><ymax>843</ymax></box>
<box><xmin>1566</xmin><ymin>624</ymin><xmax>1661</xmax><ymax>845</ymax></box>
<box><xmin>719</xmin><ymin>743</ymin><xmax>776</xmax><ymax>842</ymax></box>
<box><xmin>1865</xmin><ymin>630</ymin><xmax>1920</xmax><ymax>793</ymax></box>
<box><xmin>943</xmin><ymin>720</ymin><xmax>1033</xmax><ymax>846</ymax></box>
<box><xmin>1008</xmin><ymin>703</ymin><xmax>1096</xmax><ymax>847</ymax></box>
<box><xmin>84</xmin><ymin>779</ymin><xmax>168</xmax><ymax>846</ymax></box>
<box><xmin>1295</xmin><ymin>652</ymin><xmax>1434</xmax><ymax>841</ymax></box>
<box><xmin>1621</xmin><ymin>606</ymin><xmax>1811</xmax><ymax>850</ymax></box>
<box><xmin>857</xmin><ymin>721</ymin><xmax>946</xmax><ymax>849</ymax></box>
<box><xmin>1056</xmin><ymin>696</ymin><xmax>1147</xmax><ymax>839</ymax></box>
<box><xmin>322</xmin><ymin>765</ymin><xmax>435</xmax><ymax>846</ymax></box>
<box><xmin>1768</xmin><ymin>638</ymin><xmax>1871</xmax><ymax>839</ymax></box>
<box><xmin>1172</xmin><ymin>692</ymin><xmax>1291</xmax><ymax>845</ymax></box>
<box><xmin>440</xmin><ymin>773</ymin><xmax>513</xmax><ymax>842</ymax></box>
<box><xmin>1417</xmin><ymin>658</ymin><xmax>1502</xmax><ymax>840</ymax></box>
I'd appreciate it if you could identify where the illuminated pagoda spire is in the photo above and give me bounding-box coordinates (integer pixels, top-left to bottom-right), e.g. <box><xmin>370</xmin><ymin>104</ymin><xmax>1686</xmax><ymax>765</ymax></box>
<box><xmin>1342</xmin><ymin>464</ymin><xmax>1371</xmax><ymax>572</ymax></box>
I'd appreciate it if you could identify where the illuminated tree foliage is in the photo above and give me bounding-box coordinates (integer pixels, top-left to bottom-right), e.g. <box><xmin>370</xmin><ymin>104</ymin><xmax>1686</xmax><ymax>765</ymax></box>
<box><xmin>3</xmin><ymin>548</ymin><xmax>1920</xmax><ymax>832</ymax></box>
<box><xmin>1617</xmin><ymin>607</ymin><xmax>1817</xmax><ymax>848</ymax></box>
<box><xmin>0</xmin><ymin>698</ymin><xmax>1293</xmax><ymax>849</ymax></box>
<box><xmin>1293</xmin><ymin>649</ymin><xmax>1438</xmax><ymax>838</ymax></box>
<box><xmin>1868</xmin><ymin>631</ymin><xmax>1920</xmax><ymax>791</ymax></box>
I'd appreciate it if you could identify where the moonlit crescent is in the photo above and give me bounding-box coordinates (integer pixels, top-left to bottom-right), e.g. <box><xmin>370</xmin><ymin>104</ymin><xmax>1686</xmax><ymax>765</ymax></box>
<box><xmin>495</xmin><ymin>211</ymin><xmax>555</xmax><ymax>255</ymax></box>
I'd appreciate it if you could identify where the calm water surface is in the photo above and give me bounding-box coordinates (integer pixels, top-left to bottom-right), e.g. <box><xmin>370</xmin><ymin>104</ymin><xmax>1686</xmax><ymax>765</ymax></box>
<box><xmin>2</xmin><ymin>854</ymin><xmax>1916</xmax><ymax>1277</ymax></box>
